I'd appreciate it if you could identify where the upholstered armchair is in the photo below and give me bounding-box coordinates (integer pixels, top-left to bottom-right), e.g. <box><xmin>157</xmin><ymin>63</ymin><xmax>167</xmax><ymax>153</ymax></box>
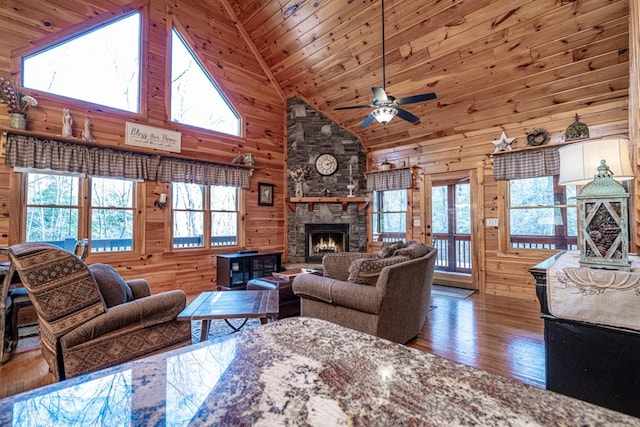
<box><xmin>293</xmin><ymin>241</ymin><xmax>437</xmax><ymax>343</ymax></box>
<box><xmin>7</xmin><ymin>242</ymin><xmax>192</xmax><ymax>380</ymax></box>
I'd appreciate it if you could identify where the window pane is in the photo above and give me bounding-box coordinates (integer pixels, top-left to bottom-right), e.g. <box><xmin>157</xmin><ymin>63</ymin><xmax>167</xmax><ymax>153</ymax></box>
<box><xmin>171</xmin><ymin>29</ymin><xmax>240</xmax><ymax>136</ymax></box>
<box><xmin>23</xmin><ymin>13</ymin><xmax>140</xmax><ymax>113</ymax></box>
<box><xmin>26</xmin><ymin>207</ymin><xmax>78</xmax><ymax>244</ymax></box>
<box><xmin>91</xmin><ymin>209</ymin><xmax>133</xmax><ymax>252</ymax></box>
<box><xmin>431</xmin><ymin>186</ymin><xmax>448</xmax><ymax>234</ymax></box>
<box><xmin>211</xmin><ymin>212</ymin><xmax>237</xmax><ymax>246</ymax></box>
<box><xmin>510</xmin><ymin>208</ymin><xmax>556</xmax><ymax>236</ymax></box>
<box><xmin>455</xmin><ymin>183</ymin><xmax>470</xmax><ymax>234</ymax></box>
<box><xmin>210</xmin><ymin>186</ymin><xmax>237</xmax><ymax>211</ymax></box>
<box><xmin>173</xmin><ymin>183</ymin><xmax>204</xmax><ymax>210</ymax></box>
<box><xmin>173</xmin><ymin>211</ymin><xmax>204</xmax><ymax>248</ymax></box>
<box><xmin>92</xmin><ymin>177</ymin><xmax>133</xmax><ymax>207</ymax></box>
<box><xmin>27</xmin><ymin>173</ymin><xmax>78</xmax><ymax>206</ymax></box>
<box><xmin>510</xmin><ymin>177</ymin><xmax>554</xmax><ymax>206</ymax></box>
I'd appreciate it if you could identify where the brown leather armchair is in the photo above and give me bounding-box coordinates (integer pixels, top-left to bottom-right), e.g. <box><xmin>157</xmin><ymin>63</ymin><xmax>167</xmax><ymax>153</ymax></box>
<box><xmin>7</xmin><ymin>242</ymin><xmax>192</xmax><ymax>380</ymax></box>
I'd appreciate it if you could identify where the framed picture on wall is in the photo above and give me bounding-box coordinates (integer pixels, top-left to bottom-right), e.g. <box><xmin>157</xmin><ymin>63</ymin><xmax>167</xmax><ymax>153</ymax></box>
<box><xmin>258</xmin><ymin>183</ymin><xmax>274</xmax><ymax>206</ymax></box>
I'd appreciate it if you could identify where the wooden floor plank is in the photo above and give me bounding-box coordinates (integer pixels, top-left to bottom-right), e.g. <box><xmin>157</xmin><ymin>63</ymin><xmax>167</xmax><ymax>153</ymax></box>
<box><xmin>0</xmin><ymin>291</ymin><xmax>545</xmax><ymax>399</ymax></box>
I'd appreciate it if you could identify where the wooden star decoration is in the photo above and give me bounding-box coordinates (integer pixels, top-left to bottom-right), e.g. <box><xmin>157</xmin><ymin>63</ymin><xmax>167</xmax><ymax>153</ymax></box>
<box><xmin>492</xmin><ymin>131</ymin><xmax>516</xmax><ymax>153</ymax></box>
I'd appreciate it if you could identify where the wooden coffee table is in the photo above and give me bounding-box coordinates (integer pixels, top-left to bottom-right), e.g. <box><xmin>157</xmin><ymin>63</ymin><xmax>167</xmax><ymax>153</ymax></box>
<box><xmin>178</xmin><ymin>290</ymin><xmax>279</xmax><ymax>342</ymax></box>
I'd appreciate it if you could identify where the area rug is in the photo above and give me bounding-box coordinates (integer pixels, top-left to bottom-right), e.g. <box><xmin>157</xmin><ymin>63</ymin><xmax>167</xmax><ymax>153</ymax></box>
<box><xmin>190</xmin><ymin>318</ymin><xmax>261</xmax><ymax>343</ymax></box>
<box><xmin>432</xmin><ymin>284</ymin><xmax>477</xmax><ymax>299</ymax></box>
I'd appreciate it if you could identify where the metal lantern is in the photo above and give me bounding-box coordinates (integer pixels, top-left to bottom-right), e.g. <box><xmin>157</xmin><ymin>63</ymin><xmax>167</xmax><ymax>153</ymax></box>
<box><xmin>577</xmin><ymin>160</ymin><xmax>630</xmax><ymax>271</ymax></box>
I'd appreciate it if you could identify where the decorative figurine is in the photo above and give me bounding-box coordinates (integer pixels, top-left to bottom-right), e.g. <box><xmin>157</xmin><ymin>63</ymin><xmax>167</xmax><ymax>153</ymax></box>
<box><xmin>565</xmin><ymin>113</ymin><xmax>589</xmax><ymax>141</ymax></box>
<box><xmin>61</xmin><ymin>108</ymin><xmax>73</xmax><ymax>138</ymax></box>
<box><xmin>491</xmin><ymin>131</ymin><xmax>516</xmax><ymax>153</ymax></box>
<box><xmin>81</xmin><ymin>117</ymin><xmax>96</xmax><ymax>142</ymax></box>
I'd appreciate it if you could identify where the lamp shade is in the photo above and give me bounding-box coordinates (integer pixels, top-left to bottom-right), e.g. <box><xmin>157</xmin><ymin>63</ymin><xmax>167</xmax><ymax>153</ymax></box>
<box><xmin>558</xmin><ymin>138</ymin><xmax>634</xmax><ymax>186</ymax></box>
<box><xmin>372</xmin><ymin>107</ymin><xmax>397</xmax><ymax>124</ymax></box>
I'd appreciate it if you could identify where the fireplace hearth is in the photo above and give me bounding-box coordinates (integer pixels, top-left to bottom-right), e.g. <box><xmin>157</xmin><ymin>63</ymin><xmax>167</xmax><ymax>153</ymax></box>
<box><xmin>305</xmin><ymin>223</ymin><xmax>349</xmax><ymax>263</ymax></box>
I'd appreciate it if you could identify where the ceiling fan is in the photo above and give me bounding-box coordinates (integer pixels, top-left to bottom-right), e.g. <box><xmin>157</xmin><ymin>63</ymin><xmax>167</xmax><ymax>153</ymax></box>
<box><xmin>335</xmin><ymin>0</ymin><xmax>437</xmax><ymax>127</ymax></box>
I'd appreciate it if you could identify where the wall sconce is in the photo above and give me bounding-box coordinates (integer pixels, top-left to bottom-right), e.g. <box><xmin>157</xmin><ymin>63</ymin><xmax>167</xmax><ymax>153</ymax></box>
<box><xmin>154</xmin><ymin>193</ymin><xmax>167</xmax><ymax>209</ymax></box>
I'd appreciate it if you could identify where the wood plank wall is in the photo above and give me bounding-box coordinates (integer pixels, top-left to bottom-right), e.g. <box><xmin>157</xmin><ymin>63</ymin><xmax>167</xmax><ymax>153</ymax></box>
<box><xmin>0</xmin><ymin>0</ymin><xmax>286</xmax><ymax>296</ymax></box>
<box><xmin>369</xmin><ymin>3</ymin><xmax>634</xmax><ymax>301</ymax></box>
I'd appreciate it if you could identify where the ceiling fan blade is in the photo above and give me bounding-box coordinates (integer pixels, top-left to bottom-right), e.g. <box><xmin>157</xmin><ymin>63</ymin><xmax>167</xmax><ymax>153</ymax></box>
<box><xmin>372</xmin><ymin>87</ymin><xmax>388</xmax><ymax>103</ymax></box>
<box><xmin>395</xmin><ymin>92</ymin><xmax>437</xmax><ymax>105</ymax></box>
<box><xmin>396</xmin><ymin>108</ymin><xmax>420</xmax><ymax>124</ymax></box>
<box><xmin>360</xmin><ymin>114</ymin><xmax>376</xmax><ymax>127</ymax></box>
<box><xmin>334</xmin><ymin>104</ymin><xmax>374</xmax><ymax>110</ymax></box>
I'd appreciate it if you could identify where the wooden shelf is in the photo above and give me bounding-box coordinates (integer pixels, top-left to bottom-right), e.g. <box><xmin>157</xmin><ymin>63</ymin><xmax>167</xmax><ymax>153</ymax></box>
<box><xmin>286</xmin><ymin>196</ymin><xmax>369</xmax><ymax>212</ymax></box>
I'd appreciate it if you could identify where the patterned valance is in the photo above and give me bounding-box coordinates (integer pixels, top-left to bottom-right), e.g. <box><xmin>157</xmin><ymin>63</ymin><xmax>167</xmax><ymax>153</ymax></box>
<box><xmin>4</xmin><ymin>133</ymin><xmax>251</xmax><ymax>188</ymax></box>
<box><xmin>5</xmin><ymin>134</ymin><xmax>157</xmax><ymax>180</ymax></box>
<box><xmin>156</xmin><ymin>156</ymin><xmax>250</xmax><ymax>188</ymax></box>
<box><xmin>492</xmin><ymin>146</ymin><xmax>560</xmax><ymax>180</ymax></box>
<box><xmin>366</xmin><ymin>168</ymin><xmax>412</xmax><ymax>191</ymax></box>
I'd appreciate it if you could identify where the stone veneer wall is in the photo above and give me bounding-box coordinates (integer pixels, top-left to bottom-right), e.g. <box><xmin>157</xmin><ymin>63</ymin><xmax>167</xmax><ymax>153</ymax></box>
<box><xmin>287</xmin><ymin>97</ymin><xmax>367</xmax><ymax>263</ymax></box>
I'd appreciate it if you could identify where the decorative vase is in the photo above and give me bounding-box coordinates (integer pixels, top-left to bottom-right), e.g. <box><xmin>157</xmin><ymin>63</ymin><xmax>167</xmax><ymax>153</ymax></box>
<box><xmin>8</xmin><ymin>113</ymin><xmax>26</xmax><ymax>130</ymax></box>
<box><xmin>294</xmin><ymin>182</ymin><xmax>304</xmax><ymax>197</ymax></box>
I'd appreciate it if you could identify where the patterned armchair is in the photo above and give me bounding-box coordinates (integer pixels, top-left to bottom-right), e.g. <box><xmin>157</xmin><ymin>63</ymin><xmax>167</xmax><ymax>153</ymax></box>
<box><xmin>7</xmin><ymin>242</ymin><xmax>191</xmax><ymax>380</ymax></box>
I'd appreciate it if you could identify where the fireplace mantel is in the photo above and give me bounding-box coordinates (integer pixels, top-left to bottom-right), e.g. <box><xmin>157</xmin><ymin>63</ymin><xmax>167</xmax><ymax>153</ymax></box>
<box><xmin>286</xmin><ymin>196</ymin><xmax>369</xmax><ymax>212</ymax></box>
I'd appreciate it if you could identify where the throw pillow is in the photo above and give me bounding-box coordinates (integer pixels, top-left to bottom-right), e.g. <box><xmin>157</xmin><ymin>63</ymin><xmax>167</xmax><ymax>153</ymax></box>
<box><xmin>393</xmin><ymin>240</ymin><xmax>431</xmax><ymax>259</ymax></box>
<box><xmin>89</xmin><ymin>263</ymin><xmax>134</xmax><ymax>308</ymax></box>
<box><xmin>377</xmin><ymin>240</ymin><xmax>405</xmax><ymax>258</ymax></box>
<box><xmin>347</xmin><ymin>255</ymin><xmax>410</xmax><ymax>285</ymax></box>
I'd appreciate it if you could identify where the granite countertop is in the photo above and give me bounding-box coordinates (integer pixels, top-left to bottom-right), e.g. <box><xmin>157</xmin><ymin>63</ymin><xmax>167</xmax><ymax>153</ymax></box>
<box><xmin>1</xmin><ymin>317</ymin><xmax>638</xmax><ymax>426</ymax></box>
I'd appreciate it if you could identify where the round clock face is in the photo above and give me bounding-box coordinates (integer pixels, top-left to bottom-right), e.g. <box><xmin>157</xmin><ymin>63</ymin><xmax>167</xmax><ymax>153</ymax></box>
<box><xmin>315</xmin><ymin>153</ymin><xmax>338</xmax><ymax>176</ymax></box>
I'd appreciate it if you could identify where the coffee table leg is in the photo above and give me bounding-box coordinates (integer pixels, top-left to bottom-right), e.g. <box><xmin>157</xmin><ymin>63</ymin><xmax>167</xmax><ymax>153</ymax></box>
<box><xmin>224</xmin><ymin>318</ymin><xmax>248</xmax><ymax>332</ymax></box>
<box><xmin>200</xmin><ymin>319</ymin><xmax>211</xmax><ymax>342</ymax></box>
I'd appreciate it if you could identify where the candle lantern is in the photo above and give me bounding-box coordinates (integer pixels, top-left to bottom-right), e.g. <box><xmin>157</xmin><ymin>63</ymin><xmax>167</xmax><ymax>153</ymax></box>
<box><xmin>577</xmin><ymin>160</ymin><xmax>630</xmax><ymax>270</ymax></box>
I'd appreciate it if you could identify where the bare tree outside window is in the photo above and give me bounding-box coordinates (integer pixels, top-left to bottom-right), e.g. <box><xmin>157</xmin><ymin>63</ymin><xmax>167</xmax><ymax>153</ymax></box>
<box><xmin>22</xmin><ymin>13</ymin><xmax>141</xmax><ymax>113</ymax></box>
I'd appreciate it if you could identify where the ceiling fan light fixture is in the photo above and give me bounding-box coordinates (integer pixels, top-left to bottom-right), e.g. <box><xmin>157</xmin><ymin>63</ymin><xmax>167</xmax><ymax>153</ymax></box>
<box><xmin>372</xmin><ymin>107</ymin><xmax>397</xmax><ymax>124</ymax></box>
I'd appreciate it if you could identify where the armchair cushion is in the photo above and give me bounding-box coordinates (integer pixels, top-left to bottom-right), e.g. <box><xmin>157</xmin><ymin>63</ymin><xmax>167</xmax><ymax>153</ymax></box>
<box><xmin>89</xmin><ymin>263</ymin><xmax>133</xmax><ymax>308</ymax></box>
<box><xmin>347</xmin><ymin>255</ymin><xmax>410</xmax><ymax>285</ymax></box>
<box><xmin>377</xmin><ymin>240</ymin><xmax>405</xmax><ymax>258</ymax></box>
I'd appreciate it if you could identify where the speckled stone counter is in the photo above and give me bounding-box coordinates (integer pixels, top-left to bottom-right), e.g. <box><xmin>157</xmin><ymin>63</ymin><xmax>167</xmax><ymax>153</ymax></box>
<box><xmin>1</xmin><ymin>317</ymin><xmax>638</xmax><ymax>426</ymax></box>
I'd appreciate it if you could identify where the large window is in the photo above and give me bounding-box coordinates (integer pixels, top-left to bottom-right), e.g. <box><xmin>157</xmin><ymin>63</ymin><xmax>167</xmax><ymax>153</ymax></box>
<box><xmin>172</xmin><ymin>183</ymin><xmax>239</xmax><ymax>249</ymax></box>
<box><xmin>22</xmin><ymin>12</ymin><xmax>141</xmax><ymax>113</ymax></box>
<box><xmin>371</xmin><ymin>190</ymin><xmax>407</xmax><ymax>242</ymax></box>
<box><xmin>508</xmin><ymin>176</ymin><xmax>577</xmax><ymax>250</ymax></box>
<box><xmin>170</xmin><ymin>29</ymin><xmax>240</xmax><ymax>136</ymax></box>
<box><xmin>23</xmin><ymin>172</ymin><xmax>138</xmax><ymax>253</ymax></box>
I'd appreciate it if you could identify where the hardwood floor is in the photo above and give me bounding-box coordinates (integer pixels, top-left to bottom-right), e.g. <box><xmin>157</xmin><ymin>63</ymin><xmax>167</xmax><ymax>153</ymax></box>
<box><xmin>0</xmin><ymin>291</ymin><xmax>545</xmax><ymax>399</ymax></box>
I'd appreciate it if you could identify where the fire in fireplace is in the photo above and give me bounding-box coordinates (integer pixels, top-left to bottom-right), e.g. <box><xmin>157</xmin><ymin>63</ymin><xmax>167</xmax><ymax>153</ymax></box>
<box><xmin>305</xmin><ymin>223</ymin><xmax>349</xmax><ymax>263</ymax></box>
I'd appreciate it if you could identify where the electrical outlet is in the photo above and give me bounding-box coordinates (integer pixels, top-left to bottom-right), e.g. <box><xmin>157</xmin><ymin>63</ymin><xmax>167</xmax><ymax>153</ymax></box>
<box><xmin>486</xmin><ymin>218</ymin><xmax>499</xmax><ymax>227</ymax></box>
<box><xmin>413</xmin><ymin>218</ymin><xmax>421</xmax><ymax>227</ymax></box>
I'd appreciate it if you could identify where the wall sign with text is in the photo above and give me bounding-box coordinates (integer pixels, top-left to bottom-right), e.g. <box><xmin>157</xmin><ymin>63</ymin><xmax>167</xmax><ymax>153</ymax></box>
<box><xmin>125</xmin><ymin>122</ymin><xmax>182</xmax><ymax>153</ymax></box>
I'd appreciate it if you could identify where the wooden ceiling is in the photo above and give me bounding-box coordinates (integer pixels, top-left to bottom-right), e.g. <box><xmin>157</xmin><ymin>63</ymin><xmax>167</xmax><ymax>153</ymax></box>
<box><xmin>226</xmin><ymin>0</ymin><xmax>629</xmax><ymax>151</ymax></box>
<box><xmin>0</xmin><ymin>0</ymin><xmax>629</xmax><ymax>153</ymax></box>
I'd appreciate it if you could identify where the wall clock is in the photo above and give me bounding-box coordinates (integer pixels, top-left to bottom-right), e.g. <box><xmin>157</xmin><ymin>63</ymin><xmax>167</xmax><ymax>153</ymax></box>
<box><xmin>315</xmin><ymin>153</ymin><xmax>338</xmax><ymax>176</ymax></box>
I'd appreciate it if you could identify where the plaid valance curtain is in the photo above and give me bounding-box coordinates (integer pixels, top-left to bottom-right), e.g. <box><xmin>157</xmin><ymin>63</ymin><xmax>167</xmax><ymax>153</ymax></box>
<box><xmin>156</xmin><ymin>157</ymin><xmax>250</xmax><ymax>188</ymax></box>
<box><xmin>5</xmin><ymin>133</ymin><xmax>251</xmax><ymax>187</ymax></box>
<box><xmin>366</xmin><ymin>167</ymin><xmax>412</xmax><ymax>191</ymax></box>
<box><xmin>5</xmin><ymin>134</ymin><xmax>157</xmax><ymax>180</ymax></box>
<box><xmin>492</xmin><ymin>146</ymin><xmax>560</xmax><ymax>180</ymax></box>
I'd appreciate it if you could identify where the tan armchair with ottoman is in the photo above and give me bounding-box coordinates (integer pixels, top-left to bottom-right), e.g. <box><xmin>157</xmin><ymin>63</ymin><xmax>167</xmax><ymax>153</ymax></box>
<box><xmin>7</xmin><ymin>242</ymin><xmax>192</xmax><ymax>380</ymax></box>
<box><xmin>292</xmin><ymin>241</ymin><xmax>437</xmax><ymax>343</ymax></box>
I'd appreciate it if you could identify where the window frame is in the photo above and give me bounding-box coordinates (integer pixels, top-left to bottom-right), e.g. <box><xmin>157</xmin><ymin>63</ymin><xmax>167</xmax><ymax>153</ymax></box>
<box><xmin>13</xmin><ymin>6</ymin><xmax>149</xmax><ymax>120</ymax></box>
<box><xmin>370</xmin><ymin>189</ymin><xmax>409</xmax><ymax>243</ymax></box>
<box><xmin>19</xmin><ymin>170</ymin><xmax>145</xmax><ymax>259</ymax></box>
<box><xmin>170</xmin><ymin>182</ymin><xmax>243</xmax><ymax>251</ymax></box>
<box><xmin>499</xmin><ymin>175</ymin><xmax>578</xmax><ymax>254</ymax></box>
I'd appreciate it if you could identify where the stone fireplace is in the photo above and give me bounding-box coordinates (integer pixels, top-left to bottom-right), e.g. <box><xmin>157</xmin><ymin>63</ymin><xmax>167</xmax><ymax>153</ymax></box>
<box><xmin>305</xmin><ymin>223</ymin><xmax>349</xmax><ymax>263</ymax></box>
<box><xmin>286</xmin><ymin>97</ymin><xmax>367</xmax><ymax>264</ymax></box>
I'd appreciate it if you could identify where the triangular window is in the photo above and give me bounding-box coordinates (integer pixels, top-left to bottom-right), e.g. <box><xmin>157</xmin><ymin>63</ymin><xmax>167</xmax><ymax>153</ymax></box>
<box><xmin>171</xmin><ymin>29</ymin><xmax>240</xmax><ymax>136</ymax></box>
<box><xmin>22</xmin><ymin>12</ymin><xmax>141</xmax><ymax>113</ymax></box>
